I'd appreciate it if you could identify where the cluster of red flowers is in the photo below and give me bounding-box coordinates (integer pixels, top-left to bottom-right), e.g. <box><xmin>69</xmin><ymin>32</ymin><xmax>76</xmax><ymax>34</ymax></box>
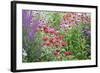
<box><xmin>43</xmin><ymin>25</ymin><xmax>60</xmax><ymax>35</ymax></box>
<box><xmin>53</xmin><ymin>50</ymin><xmax>73</xmax><ymax>56</ymax></box>
<box><xmin>39</xmin><ymin>25</ymin><xmax>73</xmax><ymax>56</ymax></box>
<box><xmin>42</xmin><ymin>36</ymin><xmax>67</xmax><ymax>47</ymax></box>
<box><xmin>41</xmin><ymin>25</ymin><xmax>67</xmax><ymax>47</ymax></box>
<box><xmin>64</xmin><ymin>52</ymin><xmax>73</xmax><ymax>56</ymax></box>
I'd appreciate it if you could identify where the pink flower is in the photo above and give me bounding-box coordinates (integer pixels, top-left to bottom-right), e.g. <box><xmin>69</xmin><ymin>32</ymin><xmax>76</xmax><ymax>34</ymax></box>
<box><xmin>44</xmin><ymin>29</ymin><xmax>49</xmax><ymax>33</ymax></box>
<box><xmin>49</xmin><ymin>38</ymin><xmax>56</xmax><ymax>43</ymax></box>
<box><xmin>61</xmin><ymin>42</ymin><xmax>67</xmax><ymax>46</ymax></box>
<box><xmin>49</xmin><ymin>28</ymin><xmax>56</xmax><ymax>34</ymax></box>
<box><xmin>46</xmin><ymin>42</ymin><xmax>51</xmax><ymax>46</ymax></box>
<box><xmin>60</xmin><ymin>24</ymin><xmax>68</xmax><ymax>28</ymax></box>
<box><xmin>43</xmin><ymin>26</ymin><xmax>49</xmax><ymax>33</ymax></box>
<box><xmin>55</xmin><ymin>31</ymin><xmax>60</xmax><ymax>35</ymax></box>
<box><xmin>42</xmin><ymin>36</ymin><xmax>48</xmax><ymax>41</ymax></box>
<box><xmin>43</xmin><ymin>25</ymin><xmax>48</xmax><ymax>29</ymax></box>
<box><xmin>53</xmin><ymin>50</ymin><xmax>60</xmax><ymax>56</ymax></box>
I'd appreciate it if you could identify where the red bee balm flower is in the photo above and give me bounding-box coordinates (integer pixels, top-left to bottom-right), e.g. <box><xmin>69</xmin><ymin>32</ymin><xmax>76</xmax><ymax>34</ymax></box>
<box><xmin>46</xmin><ymin>42</ymin><xmax>50</xmax><ymax>46</ymax></box>
<box><xmin>64</xmin><ymin>52</ymin><xmax>73</xmax><ymax>55</ymax></box>
<box><xmin>42</xmin><ymin>36</ymin><xmax>48</xmax><ymax>41</ymax></box>
<box><xmin>43</xmin><ymin>25</ymin><xmax>48</xmax><ymax>29</ymax></box>
<box><xmin>53</xmin><ymin>51</ymin><xmax>60</xmax><ymax>56</ymax></box>
<box><xmin>55</xmin><ymin>36</ymin><xmax>59</xmax><ymax>40</ymax></box>
<box><xmin>43</xmin><ymin>25</ymin><xmax>49</xmax><ymax>33</ymax></box>
<box><xmin>59</xmin><ymin>35</ymin><xmax>64</xmax><ymax>40</ymax></box>
<box><xmin>49</xmin><ymin>28</ymin><xmax>55</xmax><ymax>34</ymax></box>
<box><xmin>49</xmin><ymin>38</ymin><xmax>56</xmax><ymax>43</ymax></box>
<box><xmin>44</xmin><ymin>28</ymin><xmax>49</xmax><ymax>33</ymax></box>
<box><xmin>61</xmin><ymin>42</ymin><xmax>67</xmax><ymax>46</ymax></box>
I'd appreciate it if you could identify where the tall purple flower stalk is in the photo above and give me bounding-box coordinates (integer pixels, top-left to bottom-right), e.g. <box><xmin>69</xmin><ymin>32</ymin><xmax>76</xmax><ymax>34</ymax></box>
<box><xmin>22</xmin><ymin>10</ymin><xmax>32</xmax><ymax>28</ymax></box>
<box><xmin>22</xmin><ymin>10</ymin><xmax>40</xmax><ymax>40</ymax></box>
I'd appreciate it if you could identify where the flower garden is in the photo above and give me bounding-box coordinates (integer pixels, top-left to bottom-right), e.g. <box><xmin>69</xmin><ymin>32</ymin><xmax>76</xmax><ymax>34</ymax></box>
<box><xmin>22</xmin><ymin>10</ymin><xmax>91</xmax><ymax>62</ymax></box>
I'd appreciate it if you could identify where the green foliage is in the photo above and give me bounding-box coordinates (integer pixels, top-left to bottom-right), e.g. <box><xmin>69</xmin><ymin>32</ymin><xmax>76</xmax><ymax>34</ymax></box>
<box><xmin>64</xmin><ymin>23</ymin><xmax>90</xmax><ymax>60</ymax></box>
<box><xmin>47</xmin><ymin>12</ymin><xmax>61</xmax><ymax>29</ymax></box>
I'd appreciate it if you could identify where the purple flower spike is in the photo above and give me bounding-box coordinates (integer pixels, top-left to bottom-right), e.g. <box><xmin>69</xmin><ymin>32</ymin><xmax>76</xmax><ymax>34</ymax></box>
<box><xmin>28</xmin><ymin>31</ymin><xmax>33</xmax><ymax>40</ymax></box>
<box><xmin>22</xmin><ymin>10</ymin><xmax>32</xmax><ymax>28</ymax></box>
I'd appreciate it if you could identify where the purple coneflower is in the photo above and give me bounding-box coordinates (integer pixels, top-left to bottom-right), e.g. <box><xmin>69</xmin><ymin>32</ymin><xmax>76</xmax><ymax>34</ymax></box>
<box><xmin>60</xmin><ymin>24</ymin><xmax>68</xmax><ymax>28</ymax></box>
